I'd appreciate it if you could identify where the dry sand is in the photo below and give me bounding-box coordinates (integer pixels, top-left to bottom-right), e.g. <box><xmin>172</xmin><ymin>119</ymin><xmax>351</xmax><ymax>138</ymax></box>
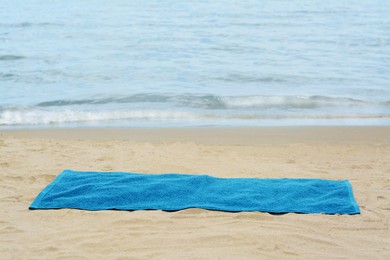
<box><xmin>1</xmin><ymin>126</ymin><xmax>389</xmax><ymax>259</ymax></box>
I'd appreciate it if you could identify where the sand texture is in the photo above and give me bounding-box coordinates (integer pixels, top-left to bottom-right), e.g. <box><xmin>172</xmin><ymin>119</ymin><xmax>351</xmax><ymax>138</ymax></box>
<box><xmin>1</xmin><ymin>127</ymin><xmax>389</xmax><ymax>259</ymax></box>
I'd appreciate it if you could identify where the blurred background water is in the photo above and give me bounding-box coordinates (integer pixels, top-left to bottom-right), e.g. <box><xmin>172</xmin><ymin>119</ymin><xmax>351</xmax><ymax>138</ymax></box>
<box><xmin>1</xmin><ymin>0</ymin><xmax>389</xmax><ymax>128</ymax></box>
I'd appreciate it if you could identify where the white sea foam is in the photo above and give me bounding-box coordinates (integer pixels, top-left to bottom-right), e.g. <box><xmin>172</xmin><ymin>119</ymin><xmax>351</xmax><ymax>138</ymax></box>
<box><xmin>1</xmin><ymin>104</ymin><xmax>389</xmax><ymax>126</ymax></box>
<box><xmin>0</xmin><ymin>109</ymin><xmax>198</xmax><ymax>126</ymax></box>
<box><xmin>220</xmin><ymin>95</ymin><xmax>366</xmax><ymax>109</ymax></box>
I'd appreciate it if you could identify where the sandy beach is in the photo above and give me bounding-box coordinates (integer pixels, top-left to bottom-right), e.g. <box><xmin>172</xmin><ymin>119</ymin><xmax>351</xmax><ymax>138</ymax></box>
<box><xmin>1</xmin><ymin>126</ymin><xmax>389</xmax><ymax>259</ymax></box>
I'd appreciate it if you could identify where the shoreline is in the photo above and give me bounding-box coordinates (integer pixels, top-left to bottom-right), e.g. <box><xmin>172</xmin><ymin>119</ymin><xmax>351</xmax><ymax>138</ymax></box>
<box><xmin>1</xmin><ymin>126</ymin><xmax>389</xmax><ymax>145</ymax></box>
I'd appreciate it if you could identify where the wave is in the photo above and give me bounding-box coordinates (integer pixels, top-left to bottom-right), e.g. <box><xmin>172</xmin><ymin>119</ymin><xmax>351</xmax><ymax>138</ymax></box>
<box><xmin>221</xmin><ymin>95</ymin><xmax>367</xmax><ymax>109</ymax></box>
<box><xmin>0</xmin><ymin>109</ymin><xmax>199</xmax><ymax>126</ymax></box>
<box><xmin>1</xmin><ymin>108</ymin><xmax>389</xmax><ymax>126</ymax></box>
<box><xmin>2</xmin><ymin>94</ymin><xmax>388</xmax><ymax>126</ymax></box>
<box><xmin>0</xmin><ymin>55</ymin><xmax>25</xmax><ymax>61</ymax></box>
<box><xmin>0</xmin><ymin>22</ymin><xmax>63</xmax><ymax>28</ymax></box>
<box><xmin>0</xmin><ymin>73</ymin><xmax>15</xmax><ymax>79</ymax></box>
<box><xmin>211</xmin><ymin>75</ymin><xmax>288</xmax><ymax>83</ymax></box>
<box><xmin>35</xmin><ymin>94</ymin><xmax>369</xmax><ymax>110</ymax></box>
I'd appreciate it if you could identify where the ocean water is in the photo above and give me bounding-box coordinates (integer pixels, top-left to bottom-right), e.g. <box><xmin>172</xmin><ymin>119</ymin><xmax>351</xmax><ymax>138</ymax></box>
<box><xmin>1</xmin><ymin>0</ymin><xmax>389</xmax><ymax>128</ymax></box>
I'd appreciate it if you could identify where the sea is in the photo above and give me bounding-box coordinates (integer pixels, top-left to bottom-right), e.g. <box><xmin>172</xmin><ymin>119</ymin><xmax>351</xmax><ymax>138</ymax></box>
<box><xmin>1</xmin><ymin>0</ymin><xmax>389</xmax><ymax>128</ymax></box>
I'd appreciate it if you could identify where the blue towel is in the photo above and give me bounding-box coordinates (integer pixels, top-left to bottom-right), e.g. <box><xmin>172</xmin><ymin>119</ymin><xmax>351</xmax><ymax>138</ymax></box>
<box><xmin>29</xmin><ymin>170</ymin><xmax>360</xmax><ymax>214</ymax></box>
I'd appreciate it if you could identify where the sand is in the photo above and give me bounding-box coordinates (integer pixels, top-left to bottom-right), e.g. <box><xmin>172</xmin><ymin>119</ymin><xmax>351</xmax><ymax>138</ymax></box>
<box><xmin>1</xmin><ymin>126</ymin><xmax>389</xmax><ymax>259</ymax></box>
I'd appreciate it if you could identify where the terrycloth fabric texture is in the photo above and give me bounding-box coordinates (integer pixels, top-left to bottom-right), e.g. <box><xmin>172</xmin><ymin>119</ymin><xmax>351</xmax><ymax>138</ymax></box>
<box><xmin>30</xmin><ymin>170</ymin><xmax>360</xmax><ymax>214</ymax></box>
